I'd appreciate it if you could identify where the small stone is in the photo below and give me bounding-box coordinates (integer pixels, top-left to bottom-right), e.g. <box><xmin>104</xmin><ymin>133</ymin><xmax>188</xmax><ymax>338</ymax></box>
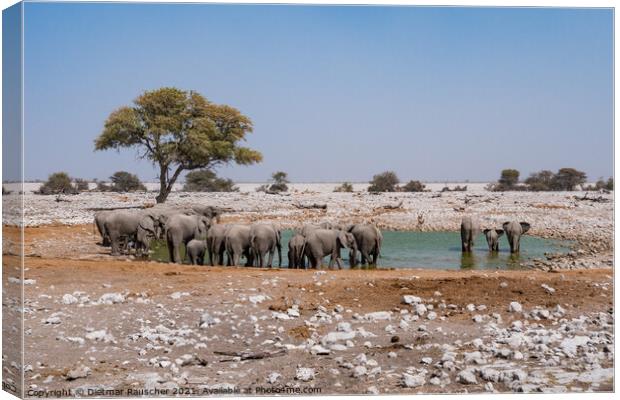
<box><xmin>403</xmin><ymin>295</ymin><xmax>422</xmax><ymax>304</ymax></box>
<box><xmin>457</xmin><ymin>370</ymin><xmax>478</xmax><ymax>385</ymax></box>
<box><xmin>421</xmin><ymin>357</ymin><xmax>432</xmax><ymax>365</ymax></box>
<box><xmin>388</xmin><ymin>352</ymin><xmax>397</xmax><ymax>359</ymax></box>
<box><xmin>508</xmin><ymin>302</ymin><xmax>523</xmax><ymax>313</ymax></box>
<box><xmin>500</xmin><ymin>282</ymin><xmax>508</xmax><ymax>288</ymax></box>
<box><xmin>541</xmin><ymin>284</ymin><xmax>556</xmax><ymax>294</ymax></box>
<box><xmin>295</xmin><ymin>367</ymin><xmax>315</xmax><ymax>382</ymax></box>
<box><xmin>402</xmin><ymin>373</ymin><xmax>425</xmax><ymax>388</ymax></box>
<box><xmin>352</xmin><ymin>366</ymin><xmax>367</xmax><ymax>378</ymax></box>
<box><xmin>391</xmin><ymin>335</ymin><xmax>400</xmax><ymax>343</ymax></box>
<box><xmin>366</xmin><ymin>386</ymin><xmax>379</xmax><ymax>394</ymax></box>
<box><xmin>66</xmin><ymin>366</ymin><xmax>91</xmax><ymax>381</ymax></box>
<box><xmin>267</xmin><ymin>372</ymin><xmax>281</xmax><ymax>384</ymax></box>
<box><xmin>61</xmin><ymin>294</ymin><xmax>78</xmax><ymax>305</ymax></box>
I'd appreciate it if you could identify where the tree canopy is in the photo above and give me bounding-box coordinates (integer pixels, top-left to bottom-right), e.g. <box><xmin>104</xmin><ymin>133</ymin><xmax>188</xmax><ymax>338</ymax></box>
<box><xmin>94</xmin><ymin>88</ymin><xmax>262</xmax><ymax>203</ymax></box>
<box><xmin>368</xmin><ymin>171</ymin><xmax>399</xmax><ymax>192</ymax></box>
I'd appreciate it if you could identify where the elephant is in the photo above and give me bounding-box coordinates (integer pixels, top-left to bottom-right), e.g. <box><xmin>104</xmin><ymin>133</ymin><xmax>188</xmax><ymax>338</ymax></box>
<box><xmin>165</xmin><ymin>214</ymin><xmax>211</xmax><ymax>264</ymax></box>
<box><xmin>288</xmin><ymin>234</ymin><xmax>306</xmax><ymax>269</ymax></box>
<box><xmin>249</xmin><ymin>224</ymin><xmax>282</xmax><ymax>268</ymax></box>
<box><xmin>135</xmin><ymin>213</ymin><xmax>166</xmax><ymax>257</ymax></box>
<box><xmin>94</xmin><ymin>210</ymin><xmax>113</xmax><ymax>246</ymax></box>
<box><xmin>103</xmin><ymin>210</ymin><xmax>144</xmax><ymax>256</ymax></box>
<box><xmin>224</xmin><ymin>225</ymin><xmax>254</xmax><ymax>267</ymax></box>
<box><xmin>299</xmin><ymin>222</ymin><xmax>339</xmax><ymax>237</ymax></box>
<box><xmin>502</xmin><ymin>221</ymin><xmax>531</xmax><ymax>253</ymax></box>
<box><xmin>347</xmin><ymin>224</ymin><xmax>382</xmax><ymax>267</ymax></box>
<box><xmin>483</xmin><ymin>228</ymin><xmax>504</xmax><ymax>252</ymax></box>
<box><xmin>303</xmin><ymin>229</ymin><xmax>357</xmax><ymax>269</ymax></box>
<box><xmin>186</xmin><ymin>239</ymin><xmax>207</xmax><ymax>265</ymax></box>
<box><xmin>206</xmin><ymin>224</ymin><xmax>229</xmax><ymax>266</ymax></box>
<box><xmin>460</xmin><ymin>216</ymin><xmax>479</xmax><ymax>253</ymax></box>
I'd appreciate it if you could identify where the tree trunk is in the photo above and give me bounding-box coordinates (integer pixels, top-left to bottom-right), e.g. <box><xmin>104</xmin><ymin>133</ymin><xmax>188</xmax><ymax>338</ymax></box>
<box><xmin>155</xmin><ymin>164</ymin><xmax>184</xmax><ymax>204</ymax></box>
<box><xmin>155</xmin><ymin>164</ymin><xmax>170</xmax><ymax>204</ymax></box>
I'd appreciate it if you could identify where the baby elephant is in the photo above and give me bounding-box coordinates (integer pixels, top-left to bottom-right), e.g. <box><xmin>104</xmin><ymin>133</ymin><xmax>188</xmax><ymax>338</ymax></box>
<box><xmin>186</xmin><ymin>239</ymin><xmax>207</xmax><ymax>265</ymax></box>
<box><xmin>288</xmin><ymin>234</ymin><xmax>306</xmax><ymax>269</ymax></box>
<box><xmin>483</xmin><ymin>229</ymin><xmax>504</xmax><ymax>252</ymax></box>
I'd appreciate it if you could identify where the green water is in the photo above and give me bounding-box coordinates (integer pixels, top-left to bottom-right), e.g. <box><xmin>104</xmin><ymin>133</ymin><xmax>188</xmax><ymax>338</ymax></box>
<box><xmin>149</xmin><ymin>230</ymin><xmax>572</xmax><ymax>270</ymax></box>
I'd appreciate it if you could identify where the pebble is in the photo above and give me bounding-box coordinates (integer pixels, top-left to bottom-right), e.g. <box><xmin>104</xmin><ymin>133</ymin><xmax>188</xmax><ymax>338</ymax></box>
<box><xmin>402</xmin><ymin>373</ymin><xmax>425</xmax><ymax>388</ymax></box>
<box><xmin>509</xmin><ymin>302</ymin><xmax>523</xmax><ymax>313</ymax></box>
<box><xmin>295</xmin><ymin>367</ymin><xmax>315</xmax><ymax>382</ymax></box>
<box><xmin>457</xmin><ymin>370</ymin><xmax>478</xmax><ymax>385</ymax></box>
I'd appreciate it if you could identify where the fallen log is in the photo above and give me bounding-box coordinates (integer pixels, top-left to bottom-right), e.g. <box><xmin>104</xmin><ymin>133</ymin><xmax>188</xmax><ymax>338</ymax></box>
<box><xmin>214</xmin><ymin>349</ymin><xmax>287</xmax><ymax>362</ymax></box>
<box><xmin>294</xmin><ymin>203</ymin><xmax>327</xmax><ymax>210</ymax></box>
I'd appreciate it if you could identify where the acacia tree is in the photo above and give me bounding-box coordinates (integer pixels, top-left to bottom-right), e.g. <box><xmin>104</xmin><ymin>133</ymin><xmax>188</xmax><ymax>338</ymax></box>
<box><xmin>94</xmin><ymin>88</ymin><xmax>262</xmax><ymax>203</ymax></box>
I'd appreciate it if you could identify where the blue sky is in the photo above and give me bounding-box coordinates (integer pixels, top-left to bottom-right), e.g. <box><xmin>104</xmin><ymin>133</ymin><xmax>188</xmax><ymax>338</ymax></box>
<box><xmin>18</xmin><ymin>3</ymin><xmax>613</xmax><ymax>182</ymax></box>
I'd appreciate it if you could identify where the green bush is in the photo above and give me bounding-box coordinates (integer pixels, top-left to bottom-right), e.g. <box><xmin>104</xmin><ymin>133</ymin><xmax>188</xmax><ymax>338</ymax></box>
<box><xmin>550</xmin><ymin>168</ymin><xmax>587</xmax><ymax>191</ymax></box>
<box><xmin>257</xmin><ymin>171</ymin><xmax>289</xmax><ymax>193</ymax></box>
<box><xmin>524</xmin><ymin>170</ymin><xmax>555</xmax><ymax>191</ymax></box>
<box><xmin>37</xmin><ymin>172</ymin><xmax>78</xmax><ymax>195</ymax></box>
<box><xmin>334</xmin><ymin>182</ymin><xmax>354</xmax><ymax>192</ymax></box>
<box><xmin>368</xmin><ymin>171</ymin><xmax>399</xmax><ymax>192</ymax></box>
<box><xmin>109</xmin><ymin>171</ymin><xmax>146</xmax><ymax>192</ymax></box>
<box><xmin>183</xmin><ymin>170</ymin><xmax>238</xmax><ymax>192</ymax></box>
<box><xmin>401</xmin><ymin>180</ymin><xmax>426</xmax><ymax>192</ymax></box>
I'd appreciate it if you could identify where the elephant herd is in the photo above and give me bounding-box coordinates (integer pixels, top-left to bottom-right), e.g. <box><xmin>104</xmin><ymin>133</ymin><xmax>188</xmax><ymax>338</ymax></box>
<box><xmin>460</xmin><ymin>216</ymin><xmax>531</xmax><ymax>254</ymax></box>
<box><xmin>94</xmin><ymin>205</ymin><xmax>384</xmax><ymax>269</ymax></box>
<box><xmin>94</xmin><ymin>206</ymin><xmax>530</xmax><ymax>268</ymax></box>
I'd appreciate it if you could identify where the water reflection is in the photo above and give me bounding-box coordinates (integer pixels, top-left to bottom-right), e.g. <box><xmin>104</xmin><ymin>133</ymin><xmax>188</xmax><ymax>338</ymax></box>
<box><xmin>460</xmin><ymin>252</ymin><xmax>476</xmax><ymax>269</ymax></box>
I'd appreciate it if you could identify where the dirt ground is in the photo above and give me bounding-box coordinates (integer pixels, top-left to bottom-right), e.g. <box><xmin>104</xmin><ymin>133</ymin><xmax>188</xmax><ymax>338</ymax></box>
<box><xmin>2</xmin><ymin>224</ymin><xmax>614</xmax><ymax>396</ymax></box>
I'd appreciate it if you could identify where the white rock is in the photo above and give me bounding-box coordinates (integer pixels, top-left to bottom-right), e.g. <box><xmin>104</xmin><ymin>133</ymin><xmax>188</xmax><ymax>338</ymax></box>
<box><xmin>310</xmin><ymin>345</ymin><xmax>331</xmax><ymax>355</ymax></box>
<box><xmin>85</xmin><ymin>329</ymin><xmax>115</xmax><ymax>343</ymax></box>
<box><xmin>98</xmin><ymin>293</ymin><xmax>125</xmax><ymax>304</ymax></box>
<box><xmin>352</xmin><ymin>365</ymin><xmax>367</xmax><ymax>378</ymax></box>
<box><xmin>403</xmin><ymin>295</ymin><xmax>422</xmax><ymax>304</ymax></box>
<box><xmin>321</xmin><ymin>331</ymin><xmax>356</xmax><ymax>346</ymax></box>
<box><xmin>248</xmin><ymin>295</ymin><xmax>267</xmax><ymax>305</ymax></box>
<box><xmin>457</xmin><ymin>370</ymin><xmax>478</xmax><ymax>385</ymax></box>
<box><xmin>427</xmin><ymin>312</ymin><xmax>437</xmax><ymax>321</ymax></box>
<box><xmin>199</xmin><ymin>313</ymin><xmax>220</xmax><ymax>329</ymax></box>
<box><xmin>402</xmin><ymin>373</ymin><xmax>425</xmax><ymax>388</ymax></box>
<box><xmin>267</xmin><ymin>372</ymin><xmax>281</xmax><ymax>384</ymax></box>
<box><xmin>61</xmin><ymin>294</ymin><xmax>78</xmax><ymax>305</ymax></box>
<box><xmin>337</xmin><ymin>322</ymin><xmax>352</xmax><ymax>332</ymax></box>
<box><xmin>295</xmin><ymin>367</ymin><xmax>315</xmax><ymax>382</ymax></box>
<box><xmin>414</xmin><ymin>304</ymin><xmax>427</xmax><ymax>316</ymax></box>
<box><xmin>364</xmin><ymin>311</ymin><xmax>392</xmax><ymax>321</ymax></box>
<box><xmin>508</xmin><ymin>302</ymin><xmax>523</xmax><ymax>313</ymax></box>
<box><xmin>541</xmin><ymin>284</ymin><xmax>556</xmax><ymax>294</ymax></box>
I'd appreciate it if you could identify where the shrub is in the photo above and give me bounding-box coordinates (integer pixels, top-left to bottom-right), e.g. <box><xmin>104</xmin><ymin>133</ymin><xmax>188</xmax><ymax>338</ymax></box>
<box><xmin>256</xmin><ymin>171</ymin><xmax>289</xmax><ymax>193</ymax></box>
<box><xmin>401</xmin><ymin>180</ymin><xmax>426</xmax><ymax>192</ymax></box>
<box><xmin>37</xmin><ymin>172</ymin><xmax>78</xmax><ymax>195</ymax></box>
<box><xmin>550</xmin><ymin>168</ymin><xmax>587</xmax><ymax>191</ymax></box>
<box><xmin>334</xmin><ymin>182</ymin><xmax>354</xmax><ymax>192</ymax></box>
<box><xmin>96</xmin><ymin>181</ymin><xmax>112</xmax><ymax>192</ymax></box>
<box><xmin>368</xmin><ymin>171</ymin><xmax>399</xmax><ymax>192</ymax></box>
<box><xmin>491</xmin><ymin>169</ymin><xmax>520</xmax><ymax>191</ymax></box>
<box><xmin>606</xmin><ymin>177</ymin><xmax>614</xmax><ymax>191</ymax></box>
<box><xmin>109</xmin><ymin>171</ymin><xmax>146</xmax><ymax>192</ymax></box>
<box><xmin>441</xmin><ymin>185</ymin><xmax>467</xmax><ymax>192</ymax></box>
<box><xmin>183</xmin><ymin>170</ymin><xmax>238</xmax><ymax>192</ymax></box>
<box><xmin>524</xmin><ymin>170</ymin><xmax>555</xmax><ymax>191</ymax></box>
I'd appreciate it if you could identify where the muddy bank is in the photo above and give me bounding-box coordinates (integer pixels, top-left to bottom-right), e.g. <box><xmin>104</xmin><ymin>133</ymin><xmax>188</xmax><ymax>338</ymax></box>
<box><xmin>5</xmin><ymin>257</ymin><xmax>613</xmax><ymax>395</ymax></box>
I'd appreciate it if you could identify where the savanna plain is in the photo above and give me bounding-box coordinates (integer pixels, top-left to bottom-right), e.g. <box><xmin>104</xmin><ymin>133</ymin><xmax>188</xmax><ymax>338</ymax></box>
<box><xmin>2</xmin><ymin>183</ymin><xmax>614</xmax><ymax>395</ymax></box>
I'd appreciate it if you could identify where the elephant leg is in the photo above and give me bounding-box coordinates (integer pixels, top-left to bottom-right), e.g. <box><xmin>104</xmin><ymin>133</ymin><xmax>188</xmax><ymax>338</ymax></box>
<box><xmin>110</xmin><ymin>233</ymin><xmax>121</xmax><ymax>256</ymax></box>
<box><xmin>167</xmin><ymin>240</ymin><xmax>175</xmax><ymax>263</ymax></box>
<box><xmin>267</xmin><ymin>250</ymin><xmax>274</xmax><ymax>268</ymax></box>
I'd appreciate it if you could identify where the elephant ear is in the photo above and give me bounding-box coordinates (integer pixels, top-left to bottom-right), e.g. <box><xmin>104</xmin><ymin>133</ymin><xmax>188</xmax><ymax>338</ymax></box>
<box><xmin>483</xmin><ymin>229</ymin><xmax>490</xmax><ymax>235</ymax></box>
<box><xmin>345</xmin><ymin>224</ymin><xmax>355</xmax><ymax>233</ymax></box>
<box><xmin>520</xmin><ymin>222</ymin><xmax>531</xmax><ymax>234</ymax></box>
<box><xmin>139</xmin><ymin>215</ymin><xmax>156</xmax><ymax>233</ymax></box>
<box><xmin>346</xmin><ymin>233</ymin><xmax>357</xmax><ymax>249</ymax></box>
<box><xmin>496</xmin><ymin>229</ymin><xmax>505</xmax><ymax>237</ymax></box>
<box><xmin>502</xmin><ymin>222</ymin><xmax>510</xmax><ymax>231</ymax></box>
